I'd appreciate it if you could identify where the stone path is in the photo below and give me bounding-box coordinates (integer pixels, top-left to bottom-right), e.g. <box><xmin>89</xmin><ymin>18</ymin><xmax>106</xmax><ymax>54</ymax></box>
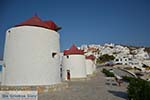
<box><xmin>39</xmin><ymin>70</ymin><xmax>128</xmax><ymax>100</ymax></box>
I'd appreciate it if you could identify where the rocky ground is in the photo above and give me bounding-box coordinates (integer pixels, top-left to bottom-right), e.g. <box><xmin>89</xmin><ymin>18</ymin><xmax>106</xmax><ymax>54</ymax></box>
<box><xmin>39</xmin><ymin>69</ymin><xmax>128</xmax><ymax>100</ymax></box>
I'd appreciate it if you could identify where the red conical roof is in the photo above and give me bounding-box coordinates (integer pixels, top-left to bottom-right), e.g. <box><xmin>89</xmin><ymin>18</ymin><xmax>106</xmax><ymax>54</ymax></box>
<box><xmin>64</xmin><ymin>44</ymin><xmax>84</xmax><ymax>55</ymax></box>
<box><xmin>44</xmin><ymin>20</ymin><xmax>61</xmax><ymax>31</ymax></box>
<box><xmin>15</xmin><ymin>16</ymin><xmax>61</xmax><ymax>31</ymax></box>
<box><xmin>15</xmin><ymin>16</ymin><xmax>50</xmax><ymax>29</ymax></box>
<box><xmin>86</xmin><ymin>55</ymin><xmax>95</xmax><ymax>61</ymax></box>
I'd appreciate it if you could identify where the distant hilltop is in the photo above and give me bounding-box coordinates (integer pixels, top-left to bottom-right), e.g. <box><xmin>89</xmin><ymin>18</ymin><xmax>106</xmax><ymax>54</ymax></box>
<box><xmin>117</xmin><ymin>44</ymin><xmax>150</xmax><ymax>54</ymax></box>
<box><xmin>81</xmin><ymin>43</ymin><xmax>150</xmax><ymax>54</ymax></box>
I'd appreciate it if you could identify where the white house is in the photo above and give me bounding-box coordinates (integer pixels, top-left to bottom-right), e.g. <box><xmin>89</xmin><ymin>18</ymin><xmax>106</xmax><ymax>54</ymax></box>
<box><xmin>134</xmin><ymin>48</ymin><xmax>150</xmax><ymax>60</ymax></box>
<box><xmin>129</xmin><ymin>59</ymin><xmax>144</xmax><ymax>70</ymax></box>
<box><xmin>3</xmin><ymin>15</ymin><xmax>61</xmax><ymax>86</ymax></box>
<box><xmin>101</xmin><ymin>47</ymin><xmax>114</xmax><ymax>55</ymax></box>
<box><xmin>143</xmin><ymin>60</ymin><xmax>150</xmax><ymax>67</ymax></box>
<box><xmin>62</xmin><ymin>44</ymin><xmax>86</xmax><ymax>80</ymax></box>
<box><xmin>114</xmin><ymin>55</ymin><xmax>130</xmax><ymax>65</ymax></box>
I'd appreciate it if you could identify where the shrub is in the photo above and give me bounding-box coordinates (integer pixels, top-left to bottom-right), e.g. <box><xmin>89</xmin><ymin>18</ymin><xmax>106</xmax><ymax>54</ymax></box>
<box><xmin>96</xmin><ymin>54</ymin><xmax>115</xmax><ymax>64</ymax></box>
<box><xmin>122</xmin><ymin>76</ymin><xmax>133</xmax><ymax>82</ymax></box>
<box><xmin>102</xmin><ymin>68</ymin><xmax>114</xmax><ymax>77</ymax></box>
<box><xmin>127</xmin><ymin>77</ymin><xmax>150</xmax><ymax>100</ymax></box>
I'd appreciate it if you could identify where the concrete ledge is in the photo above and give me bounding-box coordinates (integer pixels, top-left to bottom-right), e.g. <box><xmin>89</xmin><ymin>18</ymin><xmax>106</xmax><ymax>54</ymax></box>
<box><xmin>63</xmin><ymin>77</ymin><xmax>88</xmax><ymax>82</ymax></box>
<box><xmin>87</xmin><ymin>73</ymin><xmax>97</xmax><ymax>79</ymax></box>
<box><xmin>87</xmin><ymin>74</ymin><xmax>93</xmax><ymax>77</ymax></box>
<box><xmin>66</xmin><ymin>72</ymin><xmax>98</xmax><ymax>81</ymax></box>
<box><xmin>0</xmin><ymin>82</ymin><xmax>69</xmax><ymax>93</ymax></box>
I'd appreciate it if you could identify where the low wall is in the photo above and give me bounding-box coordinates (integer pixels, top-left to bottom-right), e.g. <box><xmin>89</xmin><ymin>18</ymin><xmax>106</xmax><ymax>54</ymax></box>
<box><xmin>118</xmin><ymin>68</ymin><xmax>137</xmax><ymax>78</ymax></box>
<box><xmin>0</xmin><ymin>82</ymin><xmax>68</xmax><ymax>93</ymax></box>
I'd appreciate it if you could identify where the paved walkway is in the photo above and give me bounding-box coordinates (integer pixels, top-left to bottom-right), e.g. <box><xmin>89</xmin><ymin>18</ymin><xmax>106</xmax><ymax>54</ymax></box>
<box><xmin>39</xmin><ymin>70</ymin><xmax>128</xmax><ymax>100</ymax></box>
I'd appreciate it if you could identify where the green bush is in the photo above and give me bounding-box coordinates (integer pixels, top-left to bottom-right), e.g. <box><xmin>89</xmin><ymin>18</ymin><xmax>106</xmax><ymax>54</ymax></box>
<box><xmin>96</xmin><ymin>54</ymin><xmax>115</xmax><ymax>64</ymax></box>
<box><xmin>127</xmin><ymin>77</ymin><xmax>150</xmax><ymax>100</ymax></box>
<box><xmin>102</xmin><ymin>68</ymin><xmax>114</xmax><ymax>77</ymax></box>
<box><xmin>122</xmin><ymin>76</ymin><xmax>133</xmax><ymax>82</ymax></box>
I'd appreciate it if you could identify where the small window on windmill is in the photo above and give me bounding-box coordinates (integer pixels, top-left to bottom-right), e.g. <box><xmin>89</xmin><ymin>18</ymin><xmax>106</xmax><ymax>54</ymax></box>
<box><xmin>66</xmin><ymin>55</ymin><xmax>69</xmax><ymax>59</ymax></box>
<box><xmin>52</xmin><ymin>52</ymin><xmax>57</xmax><ymax>58</ymax></box>
<box><xmin>7</xmin><ymin>30</ymin><xmax>11</xmax><ymax>38</ymax></box>
<box><xmin>8</xmin><ymin>30</ymin><xmax>11</xmax><ymax>33</ymax></box>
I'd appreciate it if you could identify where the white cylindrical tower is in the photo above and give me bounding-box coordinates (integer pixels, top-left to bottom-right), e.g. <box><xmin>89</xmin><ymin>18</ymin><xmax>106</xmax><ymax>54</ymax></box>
<box><xmin>62</xmin><ymin>44</ymin><xmax>86</xmax><ymax>80</ymax></box>
<box><xmin>85</xmin><ymin>55</ymin><xmax>95</xmax><ymax>75</ymax></box>
<box><xmin>85</xmin><ymin>60</ymin><xmax>93</xmax><ymax>75</ymax></box>
<box><xmin>3</xmin><ymin>16</ymin><xmax>61</xmax><ymax>86</ymax></box>
<box><xmin>93</xmin><ymin>64</ymin><xmax>96</xmax><ymax>72</ymax></box>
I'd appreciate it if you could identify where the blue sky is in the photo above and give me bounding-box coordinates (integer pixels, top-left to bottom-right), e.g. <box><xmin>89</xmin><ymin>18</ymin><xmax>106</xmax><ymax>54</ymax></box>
<box><xmin>0</xmin><ymin>0</ymin><xmax>150</xmax><ymax>59</ymax></box>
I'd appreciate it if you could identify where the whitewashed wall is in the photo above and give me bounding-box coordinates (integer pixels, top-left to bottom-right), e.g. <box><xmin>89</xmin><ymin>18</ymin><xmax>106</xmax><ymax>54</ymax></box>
<box><xmin>85</xmin><ymin>59</ymin><xmax>94</xmax><ymax>75</ymax></box>
<box><xmin>62</xmin><ymin>55</ymin><xmax>86</xmax><ymax>80</ymax></box>
<box><xmin>3</xmin><ymin>26</ymin><xmax>61</xmax><ymax>86</ymax></box>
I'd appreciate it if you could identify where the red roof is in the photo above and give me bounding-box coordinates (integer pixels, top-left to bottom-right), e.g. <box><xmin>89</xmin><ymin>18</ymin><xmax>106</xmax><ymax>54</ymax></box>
<box><xmin>44</xmin><ymin>20</ymin><xmax>61</xmax><ymax>31</ymax></box>
<box><xmin>15</xmin><ymin>16</ymin><xmax>61</xmax><ymax>31</ymax></box>
<box><xmin>86</xmin><ymin>55</ymin><xmax>96</xmax><ymax>61</ymax></box>
<box><xmin>64</xmin><ymin>44</ymin><xmax>84</xmax><ymax>55</ymax></box>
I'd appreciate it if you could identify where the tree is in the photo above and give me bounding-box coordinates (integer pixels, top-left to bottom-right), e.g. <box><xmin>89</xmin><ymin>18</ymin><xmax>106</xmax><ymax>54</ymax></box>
<box><xmin>96</xmin><ymin>54</ymin><xmax>115</xmax><ymax>64</ymax></box>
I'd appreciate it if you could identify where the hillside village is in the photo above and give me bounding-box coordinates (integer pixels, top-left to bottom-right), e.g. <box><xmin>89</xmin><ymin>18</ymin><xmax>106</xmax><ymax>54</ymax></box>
<box><xmin>0</xmin><ymin>16</ymin><xmax>149</xmax><ymax>100</ymax></box>
<box><xmin>81</xmin><ymin>43</ymin><xmax>150</xmax><ymax>71</ymax></box>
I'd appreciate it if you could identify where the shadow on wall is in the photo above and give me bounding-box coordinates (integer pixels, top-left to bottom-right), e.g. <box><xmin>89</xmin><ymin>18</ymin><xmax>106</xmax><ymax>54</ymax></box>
<box><xmin>108</xmin><ymin>90</ymin><xmax>128</xmax><ymax>99</ymax></box>
<box><xmin>0</xmin><ymin>65</ymin><xmax>2</xmax><ymax>71</ymax></box>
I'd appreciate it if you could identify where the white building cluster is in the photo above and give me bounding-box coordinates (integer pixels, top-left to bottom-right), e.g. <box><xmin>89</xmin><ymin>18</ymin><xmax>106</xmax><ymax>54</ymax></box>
<box><xmin>81</xmin><ymin>43</ymin><xmax>150</xmax><ymax>71</ymax></box>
